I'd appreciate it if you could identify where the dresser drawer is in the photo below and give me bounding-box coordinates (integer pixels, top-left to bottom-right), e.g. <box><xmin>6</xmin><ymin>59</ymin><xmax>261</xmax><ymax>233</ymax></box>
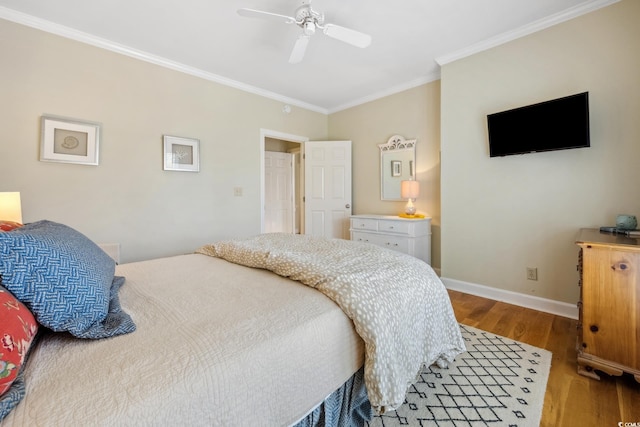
<box><xmin>351</xmin><ymin>232</ymin><xmax>410</xmax><ymax>255</ymax></box>
<box><xmin>376</xmin><ymin>235</ymin><xmax>410</xmax><ymax>254</ymax></box>
<box><xmin>351</xmin><ymin>231</ymin><xmax>376</xmax><ymax>244</ymax></box>
<box><xmin>350</xmin><ymin>218</ymin><xmax>378</xmax><ymax>231</ymax></box>
<box><xmin>378</xmin><ymin>220</ymin><xmax>410</xmax><ymax>235</ymax></box>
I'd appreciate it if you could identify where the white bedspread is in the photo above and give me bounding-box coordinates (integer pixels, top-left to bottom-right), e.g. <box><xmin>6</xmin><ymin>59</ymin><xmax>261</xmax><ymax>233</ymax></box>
<box><xmin>3</xmin><ymin>254</ymin><xmax>364</xmax><ymax>426</ymax></box>
<box><xmin>197</xmin><ymin>233</ymin><xmax>465</xmax><ymax>413</ymax></box>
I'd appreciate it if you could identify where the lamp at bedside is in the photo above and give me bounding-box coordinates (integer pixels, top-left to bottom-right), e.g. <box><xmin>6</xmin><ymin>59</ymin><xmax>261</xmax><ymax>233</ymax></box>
<box><xmin>400</xmin><ymin>180</ymin><xmax>419</xmax><ymax>216</ymax></box>
<box><xmin>0</xmin><ymin>192</ymin><xmax>22</xmax><ymax>223</ymax></box>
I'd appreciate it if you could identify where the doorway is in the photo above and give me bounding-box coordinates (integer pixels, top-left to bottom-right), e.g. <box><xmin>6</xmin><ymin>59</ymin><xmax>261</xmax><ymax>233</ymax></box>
<box><xmin>260</xmin><ymin>130</ymin><xmax>306</xmax><ymax>234</ymax></box>
<box><xmin>260</xmin><ymin>130</ymin><xmax>353</xmax><ymax>238</ymax></box>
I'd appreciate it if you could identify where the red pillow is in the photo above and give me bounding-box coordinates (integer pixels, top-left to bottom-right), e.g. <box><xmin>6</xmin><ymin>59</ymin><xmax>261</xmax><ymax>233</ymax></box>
<box><xmin>0</xmin><ymin>221</ymin><xmax>22</xmax><ymax>232</ymax></box>
<box><xmin>0</xmin><ymin>286</ymin><xmax>38</xmax><ymax>396</ymax></box>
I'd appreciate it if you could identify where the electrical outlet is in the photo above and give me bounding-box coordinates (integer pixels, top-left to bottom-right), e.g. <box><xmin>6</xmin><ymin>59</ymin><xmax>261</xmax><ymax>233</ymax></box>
<box><xmin>526</xmin><ymin>267</ymin><xmax>538</xmax><ymax>281</ymax></box>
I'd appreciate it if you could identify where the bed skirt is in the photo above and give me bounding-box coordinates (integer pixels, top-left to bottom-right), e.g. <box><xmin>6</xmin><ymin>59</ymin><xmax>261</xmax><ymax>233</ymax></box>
<box><xmin>293</xmin><ymin>367</ymin><xmax>371</xmax><ymax>427</ymax></box>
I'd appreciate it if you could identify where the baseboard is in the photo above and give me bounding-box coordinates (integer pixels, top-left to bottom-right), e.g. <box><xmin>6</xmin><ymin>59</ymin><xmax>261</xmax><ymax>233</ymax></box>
<box><xmin>441</xmin><ymin>277</ymin><xmax>578</xmax><ymax>320</ymax></box>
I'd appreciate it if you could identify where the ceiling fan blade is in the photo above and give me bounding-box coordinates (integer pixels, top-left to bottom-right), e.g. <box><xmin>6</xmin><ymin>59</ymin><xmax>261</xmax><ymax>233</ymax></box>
<box><xmin>289</xmin><ymin>35</ymin><xmax>310</xmax><ymax>64</ymax></box>
<box><xmin>323</xmin><ymin>24</ymin><xmax>371</xmax><ymax>48</ymax></box>
<box><xmin>237</xmin><ymin>8</ymin><xmax>296</xmax><ymax>24</ymax></box>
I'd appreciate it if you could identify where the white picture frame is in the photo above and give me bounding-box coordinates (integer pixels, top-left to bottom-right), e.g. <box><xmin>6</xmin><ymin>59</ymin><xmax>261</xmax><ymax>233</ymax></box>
<box><xmin>391</xmin><ymin>160</ymin><xmax>402</xmax><ymax>177</ymax></box>
<box><xmin>40</xmin><ymin>115</ymin><xmax>101</xmax><ymax>165</ymax></box>
<box><xmin>163</xmin><ymin>135</ymin><xmax>200</xmax><ymax>172</ymax></box>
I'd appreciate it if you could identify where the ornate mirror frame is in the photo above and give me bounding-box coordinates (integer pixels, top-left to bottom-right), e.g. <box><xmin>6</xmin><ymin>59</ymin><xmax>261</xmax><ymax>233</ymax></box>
<box><xmin>378</xmin><ymin>135</ymin><xmax>417</xmax><ymax>201</ymax></box>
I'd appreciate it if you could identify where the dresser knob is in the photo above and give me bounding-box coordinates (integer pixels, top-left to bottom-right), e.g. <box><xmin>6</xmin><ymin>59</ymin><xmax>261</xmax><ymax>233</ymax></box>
<box><xmin>589</xmin><ymin>325</ymin><xmax>599</xmax><ymax>333</ymax></box>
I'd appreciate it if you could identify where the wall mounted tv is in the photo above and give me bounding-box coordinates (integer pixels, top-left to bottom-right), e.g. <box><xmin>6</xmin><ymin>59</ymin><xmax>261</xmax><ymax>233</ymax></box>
<box><xmin>487</xmin><ymin>92</ymin><xmax>590</xmax><ymax>157</ymax></box>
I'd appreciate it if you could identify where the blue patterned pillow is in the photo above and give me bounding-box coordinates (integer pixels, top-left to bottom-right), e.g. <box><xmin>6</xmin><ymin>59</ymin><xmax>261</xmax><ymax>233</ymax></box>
<box><xmin>0</xmin><ymin>368</ymin><xmax>26</xmax><ymax>421</ymax></box>
<box><xmin>0</xmin><ymin>220</ymin><xmax>135</xmax><ymax>339</ymax></box>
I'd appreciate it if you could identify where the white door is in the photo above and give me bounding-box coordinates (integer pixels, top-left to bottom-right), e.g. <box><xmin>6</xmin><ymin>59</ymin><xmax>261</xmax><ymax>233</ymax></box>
<box><xmin>264</xmin><ymin>151</ymin><xmax>294</xmax><ymax>233</ymax></box>
<box><xmin>304</xmin><ymin>141</ymin><xmax>352</xmax><ymax>239</ymax></box>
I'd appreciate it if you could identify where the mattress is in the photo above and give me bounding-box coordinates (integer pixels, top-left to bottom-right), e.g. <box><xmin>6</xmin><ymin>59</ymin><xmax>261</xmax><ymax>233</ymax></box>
<box><xmin>3</xmin><ymin>254</ymin><xmax>364</xmax><ymax>426</ymax></box>
<box><xmin>197</xmin><ymin>233</ymin><xmax>466</xmax><ymax>413</ymax></box>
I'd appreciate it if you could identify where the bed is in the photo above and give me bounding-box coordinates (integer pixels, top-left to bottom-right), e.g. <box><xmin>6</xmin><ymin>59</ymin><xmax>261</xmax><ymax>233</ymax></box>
<box><xmin>0</xmin><ymin>221</ymin><xmax>465</xmax><ymax>426</ymax></box>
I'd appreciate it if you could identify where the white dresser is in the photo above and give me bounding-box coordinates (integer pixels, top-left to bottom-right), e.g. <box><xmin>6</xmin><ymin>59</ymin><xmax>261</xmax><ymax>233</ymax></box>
<box><xmin>349</xmin><ymin>214</ymin><xmax>431</xmax><ymax>264</ymax></box>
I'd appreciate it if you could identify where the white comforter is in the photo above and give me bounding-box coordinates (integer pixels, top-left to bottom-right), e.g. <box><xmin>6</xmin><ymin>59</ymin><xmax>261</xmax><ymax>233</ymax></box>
<box><xmin>3</xmin><ymin>254</ymin><xmax>363</xmax><ymax>426</ymax></box>
<box><xmin>197</xmin><ymin>233</ymin><xmax>465</xmax><ymax>413</ymax></box>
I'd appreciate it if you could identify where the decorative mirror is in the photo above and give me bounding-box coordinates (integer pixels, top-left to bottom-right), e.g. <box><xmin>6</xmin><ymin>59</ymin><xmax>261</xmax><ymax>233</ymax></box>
<box><xmin>379</xmin><ymin>135</ymin><xmax>416</xmax><ymax>201</ymax></box>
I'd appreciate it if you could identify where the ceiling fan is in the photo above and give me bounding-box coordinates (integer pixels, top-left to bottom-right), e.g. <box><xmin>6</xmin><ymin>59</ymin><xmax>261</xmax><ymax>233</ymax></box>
<box><xmin>237</xmin><ymin>1</ymin><xmax>372</xmax><ymax>64</ymax></box>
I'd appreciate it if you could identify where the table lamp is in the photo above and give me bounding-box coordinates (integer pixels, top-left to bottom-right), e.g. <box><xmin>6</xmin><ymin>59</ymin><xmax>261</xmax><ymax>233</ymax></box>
<box><xmin>0</xmin><ymin>192</ymin><xmax>23</xmax><ymax>223</ymax></box>
<box><xmin>400</xmin><ymin>180</ymin><xmax>419</xmax><ymax>216</ymax></box>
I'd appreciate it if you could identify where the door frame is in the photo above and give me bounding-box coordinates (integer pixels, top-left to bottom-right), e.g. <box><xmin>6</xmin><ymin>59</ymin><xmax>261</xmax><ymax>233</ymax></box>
<box><xmin>260</xmin><ymin>129</ymin><xmax>308</xmax><ymax>233</ymax></box>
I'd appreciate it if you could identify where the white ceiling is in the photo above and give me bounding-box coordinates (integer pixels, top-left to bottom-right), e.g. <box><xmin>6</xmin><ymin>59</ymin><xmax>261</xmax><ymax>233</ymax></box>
<box><xmin>0</xmin><ymin>0</ymin><xmax>617</xmax><ymax>113</ymax></box>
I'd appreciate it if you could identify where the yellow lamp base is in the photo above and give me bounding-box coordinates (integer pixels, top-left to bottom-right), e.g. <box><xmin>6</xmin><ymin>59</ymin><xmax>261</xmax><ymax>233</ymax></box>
<box><xmin>398</xmin><ymin>213</ymin><xmax>425</xmax><ymax>219</ymax></box>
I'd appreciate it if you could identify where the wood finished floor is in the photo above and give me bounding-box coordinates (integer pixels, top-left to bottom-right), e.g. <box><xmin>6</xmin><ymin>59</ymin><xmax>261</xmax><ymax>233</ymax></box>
<box><xmin>447</xmin><ymin>290</ymin><xmax>640</xmax><ymax>427</ymax></box>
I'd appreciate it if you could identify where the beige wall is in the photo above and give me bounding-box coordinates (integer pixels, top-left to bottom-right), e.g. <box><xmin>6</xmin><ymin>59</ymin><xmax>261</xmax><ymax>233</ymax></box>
<box><xmin>0</xmin><ymin>19</ymin><xmax>328</xmax><ymax>262</ymax></box>
<box><xmin>440</xmin><ymin>0</ymin><xmax>640</xmax><ymax>303</ymax></box>
<box><xmin>329</xmin><ymin>83</ymin><xmax>442</xmax><ymax>267</ymax></box>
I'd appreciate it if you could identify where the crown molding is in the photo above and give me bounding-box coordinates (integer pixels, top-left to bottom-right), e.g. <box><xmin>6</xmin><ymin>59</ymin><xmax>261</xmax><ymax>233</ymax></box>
<box><xmin>435</xmin><ymin>0</ymin><xmax>621</xmax><ymax>66</ymax></box>
<box><xmin>327</xmin><ymin>71</ymin><xmax>441</xmax><ymax>114</ymax></box>
<box><xmin>0</xmin><ymin>6</ymin><xmax>328</xmax><ymax>114</ymax></box>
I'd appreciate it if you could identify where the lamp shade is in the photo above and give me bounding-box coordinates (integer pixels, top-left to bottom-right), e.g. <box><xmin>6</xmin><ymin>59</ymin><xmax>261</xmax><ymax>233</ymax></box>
<box><xmin>0</xmin><ymin>192</ymin><xmax>23</xmax><ymax>223</ymax></box>
<box><xmin>401</xmin><ymin>180</ymin><xmax>419</xmax><ymax>199</ymax></box>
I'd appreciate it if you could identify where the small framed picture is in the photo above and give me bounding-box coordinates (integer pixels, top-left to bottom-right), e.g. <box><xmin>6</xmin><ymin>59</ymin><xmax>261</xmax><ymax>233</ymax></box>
<box><xmin>163</xmin><ymin>135</ymin><xmax>200</xmax><ymax>172</ymax></box>
<box><xmin>391</xmin><ymin>160</ymin><xmax>401</xmax><ymax>177</ymax></box>
<box><xmin>40</xmin><ymin>115</ymin><xmax>101</xmax><ymax>165</ymax></box>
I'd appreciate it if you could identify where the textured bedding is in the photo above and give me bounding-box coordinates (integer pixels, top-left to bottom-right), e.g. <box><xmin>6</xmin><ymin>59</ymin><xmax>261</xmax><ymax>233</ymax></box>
<box><xmin>197</xmin><ymin>233</ymin><xmax>466</xmax><ymax>413</ymax></box>
<box><xmin>2</xmin><ymin>254</ymin><xmax>364</xmax><ymax>426</ymax></box>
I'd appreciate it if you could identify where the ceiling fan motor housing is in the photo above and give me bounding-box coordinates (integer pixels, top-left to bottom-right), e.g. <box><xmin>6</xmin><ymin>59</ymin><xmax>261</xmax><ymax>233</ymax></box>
<box><xmin>295</xmin><ymin>4</ymin><xmax>324</xmax><ymax>35</ymax></box>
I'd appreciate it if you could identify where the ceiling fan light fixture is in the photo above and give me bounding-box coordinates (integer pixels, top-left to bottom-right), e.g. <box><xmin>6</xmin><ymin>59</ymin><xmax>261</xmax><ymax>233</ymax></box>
<box><xmin>303</xmin><ymin>20</ymin><xmax>316</xmax><ymax>36</ymax></box>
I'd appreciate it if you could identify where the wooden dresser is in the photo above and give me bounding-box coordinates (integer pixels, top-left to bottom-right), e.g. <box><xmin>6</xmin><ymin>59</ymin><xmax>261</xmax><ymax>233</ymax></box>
<box><xmin>350</xmin><ymin>214</ymin><xmax>431</xmax><ymax>264</ymax></box>
<box><xmin>575</xmin><ymin>228</ymin><xmax>640</xmax><ymax>382</ymax></box>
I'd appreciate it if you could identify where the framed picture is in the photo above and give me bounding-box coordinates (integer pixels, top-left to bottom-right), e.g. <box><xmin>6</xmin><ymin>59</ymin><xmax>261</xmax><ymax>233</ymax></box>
<box><xmin>40</xmin><ymin>115</ymin><xmax>101</xmax><ymax>165</ymax></box>
<box><xmin>391</xmin><ymin>160</ymin><xmax>401</xmax><ymax>177</ymax></box>
<box><xmin>163</xmin><ymin>135</ymin><xmax>200</xmax><ymax>172</ymax></box>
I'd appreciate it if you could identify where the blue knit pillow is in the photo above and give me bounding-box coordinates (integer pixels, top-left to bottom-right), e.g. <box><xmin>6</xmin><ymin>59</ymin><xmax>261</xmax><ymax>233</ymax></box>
<box><xmin>0</xmin><ymin>220</ymin><xmax>135</xmax><ymax>339</ymax></box>
<box><xmin>0</xmin><ymin>368</ymin><xmax>26</xmax><ymax>421</ymax></box>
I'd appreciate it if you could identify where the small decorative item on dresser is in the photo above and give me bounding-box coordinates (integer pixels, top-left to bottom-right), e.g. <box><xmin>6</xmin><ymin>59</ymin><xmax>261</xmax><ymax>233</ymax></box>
<box><xmin>400</xmin><ymin>180</ymin><xmax>419</xmax><ymax>216</ymax></box>
<box><xmin>616</xmin><ymin>214</ymin><xmax>637</xmax><ymax>230</ymax></box>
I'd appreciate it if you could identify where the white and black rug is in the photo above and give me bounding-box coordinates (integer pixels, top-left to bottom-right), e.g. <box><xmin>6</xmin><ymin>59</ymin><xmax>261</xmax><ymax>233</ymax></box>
<box><xmin>367</xmin><ymin>324</ymin><xmax>551</xmax><ymax>427</ymax></box>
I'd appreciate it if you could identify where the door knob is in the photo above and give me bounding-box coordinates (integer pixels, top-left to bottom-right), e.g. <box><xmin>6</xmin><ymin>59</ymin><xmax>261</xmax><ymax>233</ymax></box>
<box><xmin>345</xmin><ymin>204</ymin><xmax>350</xmax><ymax>208</ymax></box>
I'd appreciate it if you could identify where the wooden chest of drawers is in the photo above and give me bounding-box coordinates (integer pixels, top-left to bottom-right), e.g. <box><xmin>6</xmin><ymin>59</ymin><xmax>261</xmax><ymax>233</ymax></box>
<box><xmin>350</xmin><ymin>215</ymin><xmax>431</xmax><ymax>264</ymax></box>
<box><xmin>575</xmin><ymin>228</ymin><xmax>640</xmax><ymax>382</ymax></box>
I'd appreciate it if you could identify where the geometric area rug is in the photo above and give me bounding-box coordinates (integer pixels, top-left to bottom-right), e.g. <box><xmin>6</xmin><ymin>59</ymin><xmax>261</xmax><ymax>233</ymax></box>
<box><xmin>366</xmin><ymin>324</ymin><xmax>552</xmax><ymax>427</ymax></box>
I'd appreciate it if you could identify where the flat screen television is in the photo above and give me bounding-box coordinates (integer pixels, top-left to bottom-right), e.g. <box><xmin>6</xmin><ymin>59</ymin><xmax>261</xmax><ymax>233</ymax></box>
<box><xmin>487</xmin><ymin>92</ymin><xmax>590</xmax><ymax>157</ymax></box>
